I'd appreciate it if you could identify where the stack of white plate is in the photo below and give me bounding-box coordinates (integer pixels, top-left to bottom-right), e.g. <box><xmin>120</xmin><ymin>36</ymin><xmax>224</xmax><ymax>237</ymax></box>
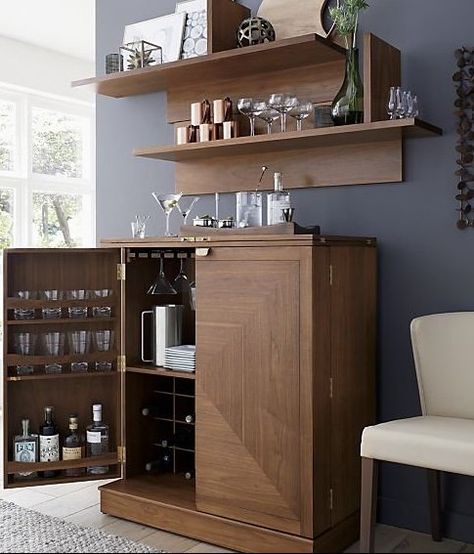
<box><xmin>164</xmin><ymin>345</ymin><xmax>196</xmax><ymax>373</ymax></box>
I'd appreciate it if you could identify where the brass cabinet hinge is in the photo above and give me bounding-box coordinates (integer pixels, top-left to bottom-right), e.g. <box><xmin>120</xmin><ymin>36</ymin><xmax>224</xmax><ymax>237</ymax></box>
<box><xmin>329</xmin><ymin>264</ymin><xmax>334</xmax><ymax>286</ymax></box>
<box><xmin>329</xmin><ymin>488</ymin><xmax>334</xmax><ymax>511</ymax></box>
<box><xmin>117</xmin><ymin>263</ymin><xmax>126</xmax><ymax>281</ymax></box>
<box><xmin>117</xmin><ymin>355</ymin><xmax>126</xmax><ymax>372</ymax></box>
<box><xmin>118</xmin><ymin>445</ymin><xmax>126</xmax><ymax>464</ymax></box>
<box><xmin>329</xmin><ymin>377</ymin><xmax>334</xmax><ymax>400</ymax></box>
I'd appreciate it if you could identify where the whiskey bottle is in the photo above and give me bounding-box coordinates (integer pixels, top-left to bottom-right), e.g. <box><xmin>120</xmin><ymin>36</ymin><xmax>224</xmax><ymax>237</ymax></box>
<box><xmin>266</xmin><ymin>172</ymin><xmax>291</xmax><ymax>225</ymax></box>
<box><xmin>86</xmin><ymin>404</ymin><xmax>109</xmax><ymax>475</ymax></box>
<box><xmin>62</xmin><ymin>415</ymin><xmax>85</xmax><ymax>477</ymax></box>
<box><xmin>13</xmin><ymin>419</ymin><xmax>38</xmax><ymax>480</ymax></box>
<box><xmin>39</xmin><ymin>406</ymin><xmax>60</xmax><ymax>478</ymax></box>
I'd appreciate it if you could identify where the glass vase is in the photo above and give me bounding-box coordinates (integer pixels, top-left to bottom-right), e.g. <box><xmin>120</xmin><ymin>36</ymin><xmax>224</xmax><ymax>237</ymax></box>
<box><xmin>331</xmin><ymin>47</ymin><xmax>364</xmax><ymax>126</ymax></box>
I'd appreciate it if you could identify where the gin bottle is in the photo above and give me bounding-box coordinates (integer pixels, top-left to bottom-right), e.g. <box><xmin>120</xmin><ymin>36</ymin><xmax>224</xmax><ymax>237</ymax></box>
<box><xmin>13</xmin><ymin>419</ymin><xmax>38</xmax><ymax>480</ymax></box>
<box><xmin>266</xmin><ymin>172</ymin><xmax>291</xmax><ymax>225</ymax></box>
<box><xmin>63</xmin><ymin>415</ymin><xmax>85</xmax><ymax>477</ymax></box>
<box><xmin>86</xmin><ymin>404</ymin><xmax>109</xmax><ymax>475</ymax></box>
<box><xmin>39</xmin><ymin>406</ymin><xmax>59</xmax><ymax>478</ymax></box>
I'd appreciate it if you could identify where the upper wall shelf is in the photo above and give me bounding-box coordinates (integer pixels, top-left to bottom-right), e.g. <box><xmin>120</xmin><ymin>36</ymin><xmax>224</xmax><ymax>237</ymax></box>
<box><xmin>72</xmin><ymin>34</ymin><xmax>345</xmax><ymax>99</ymax></box>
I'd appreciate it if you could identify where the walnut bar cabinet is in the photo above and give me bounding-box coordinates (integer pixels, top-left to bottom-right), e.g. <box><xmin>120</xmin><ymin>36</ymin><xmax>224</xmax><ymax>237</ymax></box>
<box><xmin>3</xmin><ymin>235</ymin><xmax>376</xmax><ymax>552</ymax></box>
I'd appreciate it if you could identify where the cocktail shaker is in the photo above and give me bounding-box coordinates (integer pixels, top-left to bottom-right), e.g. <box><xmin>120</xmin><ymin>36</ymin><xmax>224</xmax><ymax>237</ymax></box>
<box><xmin>141</xmin><ymin>305</ymin><xmax>183</xmax><ymax>367</ymax></box>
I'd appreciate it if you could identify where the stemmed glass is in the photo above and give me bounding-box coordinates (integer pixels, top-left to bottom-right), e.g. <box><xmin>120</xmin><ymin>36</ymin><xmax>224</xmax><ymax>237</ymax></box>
<box><xmin>238</xmin><ymin>98</ymin><xmax>260</xmax><ymax>137</ymax></box>
<box><xmin>290</xmin><ymin>100</ymin><xmax>314</xmax><ymax>131</ymax></box>
<box><xmin>268</xmin><ymin>94</ymin><xmax>299</xmax><ymax>132</ymax></box>
<box><xmin>406</xmin><ymin>91</ymin><xmax>419</xmax><ymax>118</ymax></box>
<box><xmin>257</xmin><ymin>106</ymin><xmax>280</xmax><ymax>134</ymax></box>
<box><xmin>147</xmin><ymin>254</ymin><xmax>177</xmax><ymax>296</ymax></box>
<box><xmin>152</xmin><ymin>193</ymin><xmax>182</xmax><ymax>237</ymax></box>
<box><xmin>395</xmin><ymin>87</ymin><xmax>408</xmax><ymax>119</ymax></box>
<box><xmin>387</xmin><ymin>87</ymin><xmax>397</xmax><ymax>120</ymax></box>
<box><xmin>173</xmin><ymin>257</ymin><xmax>192</xmax><ymax>297</ymax></box>
<box><xmin>178</xmin><ymin>196</ymin><xmax>200</xmax><ymax>226</ymax></box>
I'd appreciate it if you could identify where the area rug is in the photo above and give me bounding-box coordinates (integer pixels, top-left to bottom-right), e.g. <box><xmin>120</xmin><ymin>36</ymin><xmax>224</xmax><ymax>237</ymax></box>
<box><xmin>0</xmin><ymin>500</ymin><xmax>165</xmax><ymax>553</ymax></box>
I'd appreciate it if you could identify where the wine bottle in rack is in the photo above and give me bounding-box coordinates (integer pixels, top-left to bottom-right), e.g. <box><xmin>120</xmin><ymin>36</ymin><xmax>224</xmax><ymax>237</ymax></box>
<box><xmin>63</xmin><ymin>415</ymin><xmax>85</xmax><ymax>477</ymax></box>
<box><xmin>142</xmin><ymin>406</ymin><xmax>162</xmax><ymax>418</ymax></box>
<box><xmin>184</xmin><ymin>470</ymin><xmax>194</xmax><ymax>481</ymax></box>
<box><xmin>39</xmin><ymin>406</ymin><xmax>60</xmax><ymax>478</ymax></box>
<box><xmin>184</xmin><ymin>414</ymin><xmax>194</xmax><ymax>424</ymax></box>
<box><xmin>145</xmin><ymin>440</ymin><xmax>173</xmax><ymax>473</ymax></box>
<box><xmin>86</xmin><ymin>404</ymin><xmax>109</xmax><ymax>475</ymax></box>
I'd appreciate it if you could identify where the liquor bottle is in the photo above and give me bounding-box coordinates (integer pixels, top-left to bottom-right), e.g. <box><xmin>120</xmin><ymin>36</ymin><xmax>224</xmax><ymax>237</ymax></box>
<box><xmin>39</xmin><ymin>406</ymin><xmax>60</xmax><ymax>478</ymax></box>
<box><xmin>62</xmin><ymin>415</ymin><xmax>85</xmax><ymax>477</ymax></box>
<box><xmin>86</xmin><ymin>404</ymin><xmax>109</xmax><ymax>475</ymax></box>
<box><xmin>145</xmin><ymin>441</ymin><xmax>173</xmax><ymax>473</ymax></box>
<box><xmin>266</xmin><ymin>172</ymin><xmax>291</xmax><ymax>225</ymax></box>
<box><xmin>13</xmin><ymin>419</ymin><xmax>38</xmax><ymax>480</ymax></box>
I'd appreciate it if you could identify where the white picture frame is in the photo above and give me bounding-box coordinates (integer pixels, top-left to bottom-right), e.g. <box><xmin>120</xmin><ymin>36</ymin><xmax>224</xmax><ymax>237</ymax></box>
<box><xmin>176</xmin><ymin>0</ymin><xmax>208</xmax><ymax>59</ymax></box>
<box><xmin>123</xmin><ymin>13</ymin><xmax>186</xmax><ymax>64</ymax></box>
<box><xmin>176</xmin><ymin>0</ymin><xmax>207</xmax><ymax>14</ymax></box>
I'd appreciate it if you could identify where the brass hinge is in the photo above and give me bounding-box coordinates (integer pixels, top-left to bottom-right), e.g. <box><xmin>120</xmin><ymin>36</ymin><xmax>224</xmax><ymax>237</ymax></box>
<box><xmin>329</xmin><ymin>377</ymin><xmax>334</xmax><ymax>400</ymax></box>
<box><xmin>329</xmin><ymin>264</ymin><xmax>334</xmax><ymax>286</ymax></box>
<box><xmin>118</xmin><ymin>445</ymin><xmax>126</xmax><ymax>464</ymax></box>
<box><xmin>329</xmin><ymin>488</ymin><xmax>334</xmax><ymax>511</ymax></box>
<box><xmin>117</xmin><ymin>263</ymin><xmax>126</xmax><ymax>281</ymax></box>
<box><xmin>117</xmin><ymin>355</ymin><xmax>126</xmax><ymax>372</ymax></box>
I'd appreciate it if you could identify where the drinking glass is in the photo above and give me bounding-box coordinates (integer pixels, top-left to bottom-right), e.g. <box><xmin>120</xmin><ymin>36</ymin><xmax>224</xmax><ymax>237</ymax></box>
<box><xmin>43</xmin><ymin>332</ymin><xmax>65</xmax><ymax>374</ymax></box>
<box><xmin>290</xmin><ymin>100</ymin><xmax>314</xmax><ymax>131</ymax></box>
<box><xmin>387</xmin><ymin>87</ymin><xmax>397</xmax><ymax>120</ymax></box>
<box><xmin>238</xmin><ymin>98</ymin><xmax>257</xmax><ymax>137</ymax></box>
<box><xmin>68</xmin><ymin>330</ymin><xmax>91</xmax><ymax>373</ymax></box>
<box><xmin>131</xmin><ymin>215</ymin><xmax>149</xmax><ymax>239</ymax></box>
<box><xmin>91</xmin><ymin>289</ymin><xmax>113</xmax><ymax>318</ymax></box>
<box><xmin>13</xmin><ymin>290</ymin><xmax>38</xmax><ymax>320</ymax></box>
<box><xmin>268</xmin><ymin>94</ymin><xmax>299</xmax><ymax>132</ymax></box>
<box><xmin>14</xmin><ymin>333</ymin><xmax>37</xmax><ymax>376</ymax></box>
<box><xmin>147</xmin><ymin>255</ymin><xmax>178</xmax><ymax>296</ymax></box>
<box><xmin>178</xmin><ymin>197</ymin><xmax>200</xmax><ymax>226</ymax></box>
<box><xmin>257</xmin><ymin>106</ymin><xmax>280</xmax><ymax>134</ymax></box>
<box><xmin>395</xmin><ymin>87</ymin><xmax>407</xmax><ymax>119</ymax></box>
<box><xmin>406</xmin><ymin>91</ymin><xmax>420</xmax><ymax>118</ymax></box>
<box><xmin>41</xmin><ymin>290</ymin><xmax>63</xmax><ymax>319</ymax></box>
<box><xmin>173</xmin><ymin>257</ymin><xmax>191</xmax><ymax>296</ymax></box>
<box><xmin>152</xmin><ymin>193</ymin><xmax>182</xmax><ymax>237</ymax></box>
<box><xmin>66</xmin><ymin>289</ymin><xmax>89</xmax><ymax>319</ymax></box>
<box><xmin>93</xmin><ymin>330</ymin><xmax>114</xmax><ymax>372</ymax></box>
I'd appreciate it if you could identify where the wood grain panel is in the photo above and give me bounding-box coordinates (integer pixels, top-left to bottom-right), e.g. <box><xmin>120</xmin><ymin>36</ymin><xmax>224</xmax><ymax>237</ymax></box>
<box><xmin>364</xmin><ymin>33</ymin><xmax>401</xmax><ymax>123</ymax></box>
<box><xmin>208</xmin><ymin>0</ymin><xmax>250</xmax><ymax>54</ymax></box>
<box><xmin>329</xmin><ymin>245</ymin><xmax>377</xmax><ymax>526</ymax></box>
<box><xmin>195</xmin><ymin>248</ymin><xmax>307</xmax><ymax>535</ymax></box>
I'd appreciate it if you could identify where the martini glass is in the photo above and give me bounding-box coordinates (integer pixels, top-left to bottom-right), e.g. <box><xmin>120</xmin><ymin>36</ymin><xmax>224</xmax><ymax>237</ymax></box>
<box><xmin>178</xmin><ymin>196</ymin><xmax>200</xmax><ymax>225</ymax></box>
<box><xmin>152</xmin><ymin>193</ymin><xmax>182</xmax><ymax>237</ymax></box>
<box><xmin>147</xmin><ymin>254</ymin><xmax>177</xmax><ymax>296</ymax></box>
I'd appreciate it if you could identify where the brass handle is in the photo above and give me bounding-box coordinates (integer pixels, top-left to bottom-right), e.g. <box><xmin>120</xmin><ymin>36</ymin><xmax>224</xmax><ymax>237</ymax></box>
<box><xmin>196</xmin><ymin>247</ymin><xmax>211</xmax><ymax>257</ymax></box>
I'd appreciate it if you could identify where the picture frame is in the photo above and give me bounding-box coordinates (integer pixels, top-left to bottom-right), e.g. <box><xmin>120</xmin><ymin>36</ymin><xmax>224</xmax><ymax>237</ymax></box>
<box><xmin>176</xmin><ymin>0</ymin><xmax>208</xmax><ymax>59</ymax></box>
<box><xmin>123</xmin><ymin>13</ymin><xmax>186</xmax><ymax>65</ymax></box>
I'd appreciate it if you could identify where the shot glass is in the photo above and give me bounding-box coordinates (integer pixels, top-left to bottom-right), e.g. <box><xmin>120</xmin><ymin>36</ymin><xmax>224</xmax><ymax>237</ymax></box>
<box><xmin>14</xmin><ymin>332</ymin><xmax>37</xmax><ymax>376</ymax></box>
<box><xmin>13</xmin><ymin>290</ymin><xmax>38</xmax><ymax>320</ymax></box>
<box><xmin>68</xmin><ymin>330</ymin><xmax>91</xmax><ymax>373</ymax></box>
<box><xmin>42</xmin><ymin>332</ymin><xmax>65</xmax><ymax>374</ymax></box>
<box><xmin>91</xmin><ymin>289</ymin><xmax>113</xmax><ymax>318</ymax></box>
<box><xmin>93</xmin><ymin>329</ymin><xmax>114</xmax><ymax>372</ymax></box>
<box><xmin>41</xmin><ymin>290</ymin><xmax>64</xmax><ymax>319</ymax></box>
<box><xmin>66</xmin><ymin>289</ymin><xmax>89</xmax><ymax>319</ymax></box>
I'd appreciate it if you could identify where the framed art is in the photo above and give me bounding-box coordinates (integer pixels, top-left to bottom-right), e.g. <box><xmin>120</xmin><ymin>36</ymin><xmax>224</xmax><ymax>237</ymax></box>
<box><xmin>176</xmin><ymin>0</ymin><xmax>208</xmax><ymax>59</ymax></box>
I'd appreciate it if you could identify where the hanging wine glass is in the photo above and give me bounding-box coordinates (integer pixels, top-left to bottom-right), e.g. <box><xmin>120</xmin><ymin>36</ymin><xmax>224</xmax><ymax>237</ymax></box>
<box><xmin>147</xmin><ymin>254</ymin><xmax>177</xmax><ymax>295</ymax></box>
<box><xmin>178</xmin><ymin>196</ymin><xmax>200</xmax><ymax>226</ymax></box>
<box><xmin>173</xmin><ymin>256</ymin><xmax>192</xmax><ymax>296</ymax></box>
<box><xmin>289</xmin><ymin>100</ymin><xmax>314</xmax><ymax>131</ymax></box>
<box><xmin>152</xmin><ymin>192</ymin><xmax>182</xmax><ymax>237</ymax></box>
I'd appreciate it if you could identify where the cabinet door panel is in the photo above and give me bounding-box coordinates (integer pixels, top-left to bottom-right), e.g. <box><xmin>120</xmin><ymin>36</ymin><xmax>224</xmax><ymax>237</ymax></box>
<box><xmin>195</xmin><ymin>247</ymin><xmax>309</xmax><ymax>536</ymax></box>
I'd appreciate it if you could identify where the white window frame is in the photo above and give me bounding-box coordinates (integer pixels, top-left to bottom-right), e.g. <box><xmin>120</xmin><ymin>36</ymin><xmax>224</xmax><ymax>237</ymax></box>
<box><xmin>0</xmin><ymin>83</ymin><xmax>96</xmax><ymax>248</ymax></box>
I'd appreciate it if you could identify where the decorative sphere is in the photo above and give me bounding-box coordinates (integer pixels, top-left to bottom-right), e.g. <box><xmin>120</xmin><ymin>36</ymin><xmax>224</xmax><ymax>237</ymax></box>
<box><xmin>237</xmin><ymin>17</ymin><xmax>276</xmax><ymax>48</ymax></box>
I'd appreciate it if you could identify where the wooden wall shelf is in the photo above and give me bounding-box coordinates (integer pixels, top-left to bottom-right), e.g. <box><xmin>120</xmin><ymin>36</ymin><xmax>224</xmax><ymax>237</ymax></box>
<box><xmin>72</xmin><ymin>34</ymin><xmax>345</xmax><ymax>99</ymax></box>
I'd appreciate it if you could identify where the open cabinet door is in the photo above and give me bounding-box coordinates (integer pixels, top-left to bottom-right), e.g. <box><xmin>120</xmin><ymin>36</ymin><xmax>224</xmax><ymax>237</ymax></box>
<box><xmin>195</xmin><ymin>246</ymin><xmax>314</xmax><ymax>537</ymax></box>
<box><xmin>3</xmin><ymin>248</ymin><xmax>124</xmax><ymax>488</ymax></box>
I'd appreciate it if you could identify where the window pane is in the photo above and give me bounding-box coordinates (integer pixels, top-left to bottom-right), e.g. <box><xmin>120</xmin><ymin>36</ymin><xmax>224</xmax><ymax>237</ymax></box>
<box><xmin>0</xmin><ymin>189</ymin><xmax>14</xmax><ymax>248</ymax></box>
<box><xmin>32</xmin><ymin>192</ymin><xmax>89</xmax><ymax>247</ymax></box>
<box><xmin>0</xmin><ymin>100</ymin><xmax>16</xmax><ymax>172</ymax></box>
<box><xmin>32</xmin><ymin>107</ymin><xmax>87</xmax><ymax>179</ymax></box>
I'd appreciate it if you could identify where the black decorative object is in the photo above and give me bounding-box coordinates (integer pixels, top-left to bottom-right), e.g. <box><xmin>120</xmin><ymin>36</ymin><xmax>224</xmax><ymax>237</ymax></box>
<box><xmin>454</xmin><ymin>47</ymin><xmax>474</xmax><ymax>230</ymax></box>
<box><xmin>331</xmin><ymin>47</ymin><xmax>364</xmax><ymax>125</ymax></box>
<box><xmin>105</xmin><ymin>53</ymin><xmax>123</xmax><ymax>74</ymax></box>
<box><xmin>237</xmin><ymin>17</ymin><xmax>276</xmax><ymax>48</ymax></box>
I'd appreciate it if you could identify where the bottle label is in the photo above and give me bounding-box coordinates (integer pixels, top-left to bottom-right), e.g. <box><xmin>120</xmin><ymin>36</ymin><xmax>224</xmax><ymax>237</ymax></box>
<box><xmin>62</xmin><ymin>447</ymin><xmax>82</xmax><ymax>461</ymax></box>
<box><xmin>39</xmin><ymin>435</ymin><xmax>59</xmax><ymax>463</ymax></box>
<box><xmin>87</xmin><ymin>431</ymin><xmax>102</xmax><ymax>444</ymax></box>
<box><xmin>14</xmin><ymin>441</ymin><xmax>36</xmax><ymax>463</ymax></box>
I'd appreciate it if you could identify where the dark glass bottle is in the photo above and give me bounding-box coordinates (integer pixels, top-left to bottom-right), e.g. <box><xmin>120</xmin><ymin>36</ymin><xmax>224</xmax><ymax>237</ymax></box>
<box><xmin>331</xmin><ymin>47</ymin><xmax>364</xmax><ymax>126</ymax></box>
<box><xmin>62</xmin><ymin>415</ymin><xmax>85</xmax><ymax>477</ymax></box>
<box><xmin>145</xmin><ymin>441</ymin><xmax>173</xmax><ymax>473</ymax></box>
<box><xmin>39</xmin><ymin>406</ymin><xmax>59</xmax><ymax>478</ymax></box>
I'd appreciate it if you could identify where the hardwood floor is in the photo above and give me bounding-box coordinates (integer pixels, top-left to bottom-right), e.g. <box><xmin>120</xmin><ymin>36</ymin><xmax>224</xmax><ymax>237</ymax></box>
<box><xmin>1</xmin><ymin>479</ymin><xmax>473</xmax><ymax>553</ymax></box>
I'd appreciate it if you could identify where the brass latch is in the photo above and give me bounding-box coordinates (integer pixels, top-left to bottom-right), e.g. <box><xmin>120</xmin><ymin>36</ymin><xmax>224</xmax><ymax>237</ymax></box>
<box><xmin>117</xmin><ymin>355</ymin><xmax>126</xmax><ymax>372</ymax></box>
<box><xmin>118</xmin><ymin>445</ymin><xmax>126</xmax><ymax>464</ymax></box>
<box><xmin>117</xmin><ymin>263</ymin><xmax>126</xmax><ymax>281</ymax></box>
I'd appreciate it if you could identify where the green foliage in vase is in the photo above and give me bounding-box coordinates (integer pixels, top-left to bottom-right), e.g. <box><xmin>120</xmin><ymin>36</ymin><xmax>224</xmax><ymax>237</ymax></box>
<box><xmin>329</xmin><ymin>0</ymin><xmax>369</xmax><ymax>49</ymax></box>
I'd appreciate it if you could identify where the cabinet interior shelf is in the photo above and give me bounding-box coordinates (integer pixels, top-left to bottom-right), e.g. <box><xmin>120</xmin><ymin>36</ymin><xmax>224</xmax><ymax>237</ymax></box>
<box><xmin>127</xmin><ymin>365</ymin><xmax>195</xmax><ymax>380</ymax></box>
<box><xmin>6</xmin><ymin>453</ymin><xmax>118</xmax><ymax>474</ymax></box>
<box><xmin>7</xmin><ymin>317</ymin><xmax>116</xmax><ymax>326</ymax></box>
<box><xmin>72</xmin><ymin>34</ymin><xmax>345</xmax><ymax>98</ymax></box>
<box><xmin>6</xmin><ymin>298</ymin><xmax>116</xmax><ymax>309</ymax></box>
<box><xmin>134</xmin><ymin>118</ymin><xmax>442</xmax><ymax>163</ymax></box>
<box><xmin>7</xmin><ymin>371</ymin><xmax>117</xmax><ymax>382</ymax></box>
<box><xmin>6</xmin><ymin>352</ymin><xmax>118</xmax><ymax>366</ymax></box>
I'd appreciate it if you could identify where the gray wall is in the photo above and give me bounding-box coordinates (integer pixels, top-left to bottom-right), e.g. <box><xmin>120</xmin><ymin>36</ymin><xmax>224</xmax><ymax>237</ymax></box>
<box><xmin>96</xmin><ymin>0</ymin><xmax>474</xmax><ymax>542</ymax></box>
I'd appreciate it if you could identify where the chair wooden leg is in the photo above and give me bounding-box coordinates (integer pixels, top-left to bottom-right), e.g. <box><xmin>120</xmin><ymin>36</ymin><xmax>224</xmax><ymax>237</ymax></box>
<box><xmin>360</xmin><ymin>457</ymin><xmax>378</xmax><ymax>553</ymax></box>
<box><xmin>428</xmin><ymin>469</ymin><xmax>442</xmax><ymax>542</ymax></box>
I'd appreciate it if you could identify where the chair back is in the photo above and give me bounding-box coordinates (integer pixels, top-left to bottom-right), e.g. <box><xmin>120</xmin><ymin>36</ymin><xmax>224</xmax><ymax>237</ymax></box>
<box><xmin>411</xmin><ymin>313</ymin><xmax>474</xmax><ymax>419</ymax></box>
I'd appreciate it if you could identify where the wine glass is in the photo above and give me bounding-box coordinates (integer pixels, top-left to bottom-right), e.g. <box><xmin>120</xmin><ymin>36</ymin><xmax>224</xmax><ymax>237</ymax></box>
<box><xmin>257</xmin><ymin>106</ymin><xmax>280</xmax><ymax>134</ymax></box>
<box><xmin>406</xmin><ymin>91</ymin><xmax>420</xmax><ymax>118</ymax></box>
<box><xmin>178</xmin><ymin>196</ymin><xmax>200</xmax><ymax>226</ymax></box>
<box><xmin>395</xmin><ymin>87</ymin><xmax>407</xmax><ymax>119</ymax></box>
<box><xmin>387</xmin><ymin>87</ymin><xmax>397</xmax><ymax>120</ymax></box>
<box><xmin>147</xmin><ymin>254</ymin><xmax>177</xmax><ymax>296</ymax></box>
<box><xmin>152</xmin><ymin>193</ymin><xmax>182</xmax><ymax>237</ymax></box>
<box><xmin>173</xmin><ymin>257</ymin><xmax>191</xmax><ymax>296</ymax></box>
<box><xmin>238</xmin><ymin>98</ymin><xmax>261</xmax><ymax>137</ymax></box>
<box><xmin>268</xmin><ymin>94</ymin><xmax>299</xmax><ymax>132</ymax></box>
<box><xmin>290</xmin><ymin>100</ymin><xmax>314</xmax><ymax>131</ymax></box>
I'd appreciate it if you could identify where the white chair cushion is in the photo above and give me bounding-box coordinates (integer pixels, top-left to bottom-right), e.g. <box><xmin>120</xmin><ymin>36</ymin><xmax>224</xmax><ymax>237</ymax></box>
<box><xmin>361</xmin><ymin>416</ymin><xmax>474</xmax><ymax>476</ymax></box>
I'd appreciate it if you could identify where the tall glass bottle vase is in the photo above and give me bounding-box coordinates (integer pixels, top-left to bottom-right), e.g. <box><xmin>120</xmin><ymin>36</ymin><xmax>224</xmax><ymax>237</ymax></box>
<box><xmin>331</xmin><ymin>47</ymin><xmax>364</xmax><ymax>126</ymax></box>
